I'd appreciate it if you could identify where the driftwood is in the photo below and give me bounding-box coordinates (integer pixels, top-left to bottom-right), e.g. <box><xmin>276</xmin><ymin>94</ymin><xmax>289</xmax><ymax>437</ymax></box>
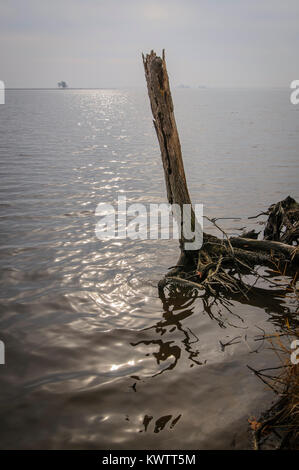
<box><xmin>143</xmin><ymin>50</ymin><xmax>299</xmax><ymax>295</ymax></box>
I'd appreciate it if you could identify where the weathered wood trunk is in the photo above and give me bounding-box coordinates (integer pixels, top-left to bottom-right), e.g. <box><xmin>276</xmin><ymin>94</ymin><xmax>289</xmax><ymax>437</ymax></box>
<box><xmin>142</xmin><ymin>50</ymin><xmax>191</xmax><ymax>209</ymax></box>
<box><xmin>143</xmin><ymin>50</ymin><xmax>198</xmax><ymax>268</ymax></box>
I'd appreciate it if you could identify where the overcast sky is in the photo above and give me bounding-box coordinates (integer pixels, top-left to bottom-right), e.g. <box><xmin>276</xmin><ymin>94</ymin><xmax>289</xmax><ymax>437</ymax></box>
<box><xmin>1</xmin><ymin>0</ymin><xmax>298</xmax><ymax>88</ymax></box>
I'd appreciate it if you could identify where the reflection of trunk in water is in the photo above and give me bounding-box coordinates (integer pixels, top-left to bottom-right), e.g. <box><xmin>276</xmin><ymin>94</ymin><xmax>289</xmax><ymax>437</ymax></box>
<box><xmin>131</xmin><ymin>284</ymin><xmax>202</xmax><ymax>378</ymax></box>
<box><xmin>131</xmin><ymin>338</ymin><xmax>181</xmax><ymax>376</ymax></box>
<box><xmin>139</xmin><ymin>413</ymin><xmax>182</xmax><ymax>433</ymax></box>
<box><xmin>131</xmin><ymin>279</ymin><xmax>295</xmax><ymax>381</ymax></box>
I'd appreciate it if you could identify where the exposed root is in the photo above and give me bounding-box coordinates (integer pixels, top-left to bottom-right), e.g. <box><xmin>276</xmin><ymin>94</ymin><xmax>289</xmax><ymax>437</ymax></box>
<box><xmin>164</xmin><ymin>196</ymin><xmax>299</xmax><ymax>299</ymax></box>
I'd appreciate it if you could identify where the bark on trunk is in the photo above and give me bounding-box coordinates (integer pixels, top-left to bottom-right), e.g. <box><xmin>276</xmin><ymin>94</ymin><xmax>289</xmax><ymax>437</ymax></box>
<box><xmin>142</xmin><ymin>50</ymin><xmax>198</xmax><ymax>266</ymax></box>
<box><xmin>142</xmin><ymin>50</ymin><xmax>191</xmax><ymax>209</ymax></box>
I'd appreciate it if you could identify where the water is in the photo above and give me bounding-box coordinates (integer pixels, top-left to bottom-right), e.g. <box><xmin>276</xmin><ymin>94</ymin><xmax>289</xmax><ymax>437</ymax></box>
<box><xmin>0</xmin><ymin>88</ymin><xmax>298</xmax><ymax>449</ymax></box>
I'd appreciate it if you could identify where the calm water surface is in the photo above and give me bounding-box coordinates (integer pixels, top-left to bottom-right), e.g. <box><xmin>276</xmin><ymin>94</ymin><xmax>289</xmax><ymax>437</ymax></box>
<box><xmin>0</xmin><ymin>88</ymin><xmax>298</xmax><ymax>449</ymax></box>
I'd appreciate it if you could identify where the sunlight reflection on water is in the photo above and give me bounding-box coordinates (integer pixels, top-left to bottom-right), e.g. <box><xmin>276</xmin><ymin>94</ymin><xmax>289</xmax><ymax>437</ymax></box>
<box><xmin>0</xmin><ymin>88</ymin><xmax>298</xmax><ymax>449</ymax></box>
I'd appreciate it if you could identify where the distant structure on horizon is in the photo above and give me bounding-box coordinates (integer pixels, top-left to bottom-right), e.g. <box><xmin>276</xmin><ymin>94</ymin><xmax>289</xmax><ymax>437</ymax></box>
<box><xmin>57</xmin><ymin>81</ymin><xmax>68</xmax><ymax>89</ymax></box>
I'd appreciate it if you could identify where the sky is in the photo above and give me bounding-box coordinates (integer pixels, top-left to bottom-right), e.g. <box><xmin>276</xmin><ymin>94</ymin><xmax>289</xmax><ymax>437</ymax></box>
<box><xmin>0</xmin><ymin>0</ymin><xmax>298</xmax><ymax>88</ymax></box>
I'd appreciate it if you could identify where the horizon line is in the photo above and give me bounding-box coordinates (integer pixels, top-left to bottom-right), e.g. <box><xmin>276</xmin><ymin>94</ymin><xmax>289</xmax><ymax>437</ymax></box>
<box><xmin>5</xmin><ymin>85</ymin><xmax>289</xmax><ymax>91</ymax></box>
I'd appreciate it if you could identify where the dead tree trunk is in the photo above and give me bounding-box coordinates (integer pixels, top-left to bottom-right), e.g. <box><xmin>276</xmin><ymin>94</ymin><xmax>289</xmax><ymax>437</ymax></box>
<box><xmin>143</xmin><ymin>50</ymin><xmax>298</xmax><ymax>293</ymax></box>
<box><xmin>143</xmin><ymin>50</ymin><xmax>198</xmax><ymax>271</ymax></box>
<box><xmin>142</xmin><ymin>50</ymin><xmax>191</xmax><ymax>210</ymax></box>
